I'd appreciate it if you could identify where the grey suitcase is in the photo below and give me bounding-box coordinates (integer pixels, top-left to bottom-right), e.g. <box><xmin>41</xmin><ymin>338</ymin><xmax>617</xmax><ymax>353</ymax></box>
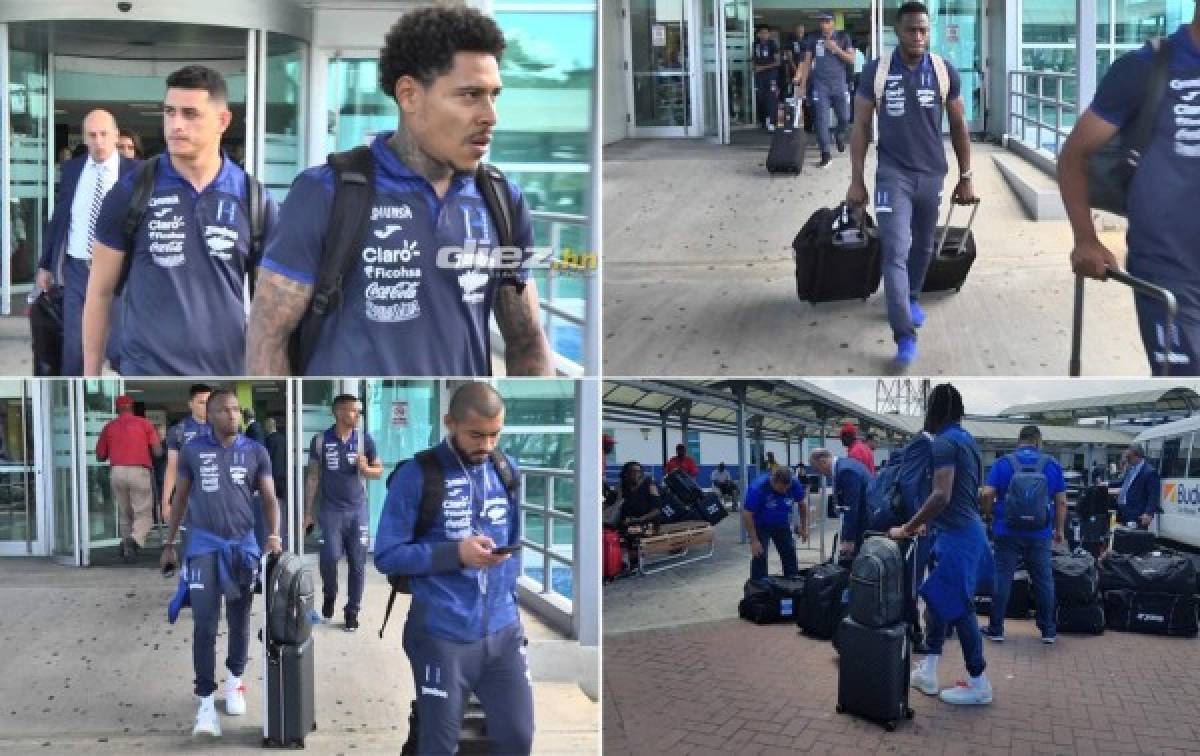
<box><xmin>264</xmin><ymin>636</ymin><xmax>317</xmax><ymax>748</ymax></box>
<box><xmin>848</xmin><ymin>536</ymin><xmax>907</xmax><ymax>627</ymax></box>
<box><xmin>835</xmin><ymin>617</ymin><xmax>913</xmax><ymax>731</ymax></box>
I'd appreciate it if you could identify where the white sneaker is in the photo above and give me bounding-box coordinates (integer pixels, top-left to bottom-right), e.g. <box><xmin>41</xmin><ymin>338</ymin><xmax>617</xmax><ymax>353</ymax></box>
<box><xmin>767</xmin><ymin>122</ymin><xmax>776</xmax><ymax>133</ymax></box>
<box><xmin>224</xmin><ymin>676</ymin><xmax>247</xmax><ymax>716</ymax></box>
<box><xmin>193</xmin><ymin>695</ymin><xmax>222</xmax><ymax>737</ymax></box>
<box><xmin>939</xmin><ymin>676</ymin><xmax>993</xmax><ymax>705</ymax></box>
<box><xmin>910</xmin><ymin>666</ymin><xmax>939</xmax><ymax>696</ymax></box>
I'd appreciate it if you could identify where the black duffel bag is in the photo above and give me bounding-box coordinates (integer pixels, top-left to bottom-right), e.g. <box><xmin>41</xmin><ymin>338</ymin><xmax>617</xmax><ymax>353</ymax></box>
<box><xmin>1052</xmin><ymin>549</ymin><xmax>1100</xmax><ymax>606</ymax></box>
<box><xmin>1054</xmin><ymin>601</ymin><xmax>1105</xmax><ymax>635</ymax></box>
<box><xmin>1099</xmin><ymin>551</ymin><xmax>1196</xmax><ymax>596</ymax></box>
<box><xmin>1104</xmin><ymin>590</ymin><xmax>1198</xmax><ymax>637</ymax></box>
<box><xmin>657</xmin><ymin>489</ymin><xmax>699</xmax><ymax>524</ymax></box>
<box><xmin>693</xmin><ymin>491</ymin><xmax>728</xmax><ymax>526</ymax></box>
<box><xmin>797</xmin><ymin>563</ymin><xmax>849</xmax><ymax>639</ymax></box>
<box><xmin>739</xmin><ymin>574</ymin><xmax>808</xmax><ymax>624</ymax></box>
<box><xmin>664</xmin><ymin>470</ymin><xmax>703</xmax><ymax>505</ymax></box>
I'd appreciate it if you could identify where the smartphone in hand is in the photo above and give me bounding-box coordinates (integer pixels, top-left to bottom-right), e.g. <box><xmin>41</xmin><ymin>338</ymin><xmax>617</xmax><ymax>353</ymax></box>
<box><xmin>491</xmin><ymin>544</ymin><xmax>522</xmax><ymax>556</ymax></box>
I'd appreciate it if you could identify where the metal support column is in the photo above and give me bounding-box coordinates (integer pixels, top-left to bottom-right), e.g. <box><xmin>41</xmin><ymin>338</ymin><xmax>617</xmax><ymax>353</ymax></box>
<box><xmin>575</xmin><ymin>379</ymin><xmax>600</xmax><ymax>647</ymax></box>
<box><xmin>735</xmin><ymin>385</ymin><xmax>748</xmax><ymax>544</ymax></box>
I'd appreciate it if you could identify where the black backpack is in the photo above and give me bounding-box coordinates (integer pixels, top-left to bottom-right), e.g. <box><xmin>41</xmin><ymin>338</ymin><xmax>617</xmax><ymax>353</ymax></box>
<box><xmin>117</xmin><ymin>154</ymin><xmax>267</xmax><ymax>296</ymax></box>
<box><xmin>265</xmin><ymin>551</ymin><xmax>315</xmax><ymax>646</ymax></box>
<box><xmin>377</xmin><ymin>447</ymin><xmax>519</xmax><ymax>638</ymax></box>
<box><xmin>287</xmin><ymin>147</ymin><xmax>519</xmax><ymax>374</ymax></box>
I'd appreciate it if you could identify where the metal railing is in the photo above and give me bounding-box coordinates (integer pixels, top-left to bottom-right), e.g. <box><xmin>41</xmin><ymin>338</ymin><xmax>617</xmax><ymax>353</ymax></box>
<box><xmin>1008</xmin><ymin>69</ymin><xmax>1077</xmax><ymax>157</ymax></box>
<box><xmin>517</xmin><ymin>466</ymin><xmax>576</xmax><ymax>616</ymax></box>
<box><xmin>531</xmin><ymin>210</ymin><xmax>590</xmax><ymax>376</ymax></box>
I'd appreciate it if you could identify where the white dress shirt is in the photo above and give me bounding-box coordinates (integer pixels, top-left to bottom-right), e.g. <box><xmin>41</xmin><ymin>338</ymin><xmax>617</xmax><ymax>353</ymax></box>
<box><xmin>66</xmin><ymin>150</ymin><xmax>120</xmax><ymax>261</ymax></box>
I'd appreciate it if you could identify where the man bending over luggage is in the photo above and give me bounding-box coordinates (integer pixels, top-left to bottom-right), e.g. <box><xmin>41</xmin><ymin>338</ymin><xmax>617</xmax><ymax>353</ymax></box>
<box><xmin>161</xmin><ymin>389</ymin><xmax>282</xmax><ymax>737</ymax></box>
<box><xmin>978</xmin><ymin>424</ymin><xmax>1066</xmax><ymax>644</ymax></box>
<box><xmin>845</xmin><ymin>1</ymin><xmax>976</xmax><ymax>368</ymax></box>
<box><xmin>743</xmin><ymin>466</ymin><xmax>808</xmax><ymax>579</ymax></box>
<box><xmin>374</xmin><ymin>382</ymin><xmax>533</xmax><ymax>755</ymax></box>
<box><xmin>808</xmin><ymin>448</ymin><xmax>870</xmax><ymax>561</ymax></box>
<box><xmin>304</xmin><ymin>393</ymin><xmax>383</xmax><ymax>632</ymax></box>
<box><xmin>887</xmin><ymin>383</ymin><xmax>993</xmax><ymax>705</ymax></box>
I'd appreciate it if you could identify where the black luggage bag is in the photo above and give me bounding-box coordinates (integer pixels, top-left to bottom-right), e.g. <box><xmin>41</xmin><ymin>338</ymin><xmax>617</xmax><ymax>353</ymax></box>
<box><xmin>29</xmin><ymin>287</ymin><xmax>64</xmax><ymax>377</ymax></box>
<box><xmin>1098</xmin><ymin>550</ymin><xmax>1196</xmax><ymax>595</ymax></box>
<box><xmin>693</xmin><ymin>491</ymin><xmax>728</xmax><ymax>526</ymax></box>
<box><xmin>1104</xmin><ymin>590</ymin><xmax>1198</xmax><ymax>637</ymax></box>
<box><xmin>1054</xmin><ymin>602</ymin><xmax>1105</xmax><ymax>635</ymax></box>
<box><xmin>663</xmin><ymin>470</ymin><xmax>703</xmax><ymax>505</ymax></box>
<box><xmin>921</xmin><ymin>198</ymin><xmax>980</xmax><ymax>293</ymax></box>
<box><xmin>657</xmin><ymin>489</ymin><xmax>699</xmax><ymax>524</ymax></box>
<box><xmin>766</xmin><ymin>101</ymin><xmax>807</xmax><ymax>175</ymax></box>
<box><xmin>1052</xmin><ymin>549</ymin><xmax>1100</xmax><ymax>606</ymax></box>
<box><xmin>262</xmin><ymin>553</ymin><xmax>318</xmax><ymax>748</ymax></box>
<box><xmin>793</xmin><ymin>204</ymin><xmax>882</xmax><ymax>304</ymax></box>
<box><xmin>739</xmin><ymin>574</ymin><xmax>808</xmax><ymax>624</ymax></box>
<box><xmin>797</xmin><ymin>562</ymin><xmax>849</xmax><ymax>639</ymax></box>
<box><xmin>1111</xmin><ymin>526</ymin><xmax>1156</xmax><ymax>556</ymax></box>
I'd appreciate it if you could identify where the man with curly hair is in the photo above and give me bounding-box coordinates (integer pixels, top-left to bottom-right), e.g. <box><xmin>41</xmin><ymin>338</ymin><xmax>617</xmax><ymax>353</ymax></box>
<box><xmin>247</xmin><ymin>5</ymin><xmax>553</xmax><ymax>376</ymax></box>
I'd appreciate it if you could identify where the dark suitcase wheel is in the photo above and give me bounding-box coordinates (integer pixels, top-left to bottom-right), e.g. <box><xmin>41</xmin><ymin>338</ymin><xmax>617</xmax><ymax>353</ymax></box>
<box><xmin>884</xmin><ymin>721</ymin><xmax>896</xmax><ymax>732</ymax></box>
<box><xmin>835</xmin><ymin>704</ymin><xmax>844</xmax><ymax>714</ymax></box>
<box><xmin>905</xmin><ymin>707</ymin><xmax>915</xmax><ymax>719</ymax></box>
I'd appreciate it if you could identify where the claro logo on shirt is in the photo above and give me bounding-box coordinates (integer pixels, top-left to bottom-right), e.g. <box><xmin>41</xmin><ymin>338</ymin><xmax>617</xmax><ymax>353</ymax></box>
<box><xmin>146</xmin><ymin>196</ymin><xmax>187</xmax><ymax>268</ymax></box>
<box><xmin>362</xmin><ymin>237</ymin><xmax>424</xmax><ymax>324</ymax></box>
<box><xmin>1171</xmin><ymin>77</ymin><xmax>1200</xmax><ymax>157</ymax></box>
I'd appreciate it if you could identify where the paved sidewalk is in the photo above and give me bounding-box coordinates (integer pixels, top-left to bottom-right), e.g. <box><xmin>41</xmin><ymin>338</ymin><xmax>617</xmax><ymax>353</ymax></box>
<box><xmin>603</xmin><ymin>137</ymin><xmax>1143</xmax><ymax>376</ymax></box>
<box><xmin>0</xmin><ymin>558</ymin><xmax>598</xmax><ymax>754</ymax></box>
<box><xmin>604</xmin><ymin>512</ymin><xmax>1200</xmax><ymax>756</ymax></box>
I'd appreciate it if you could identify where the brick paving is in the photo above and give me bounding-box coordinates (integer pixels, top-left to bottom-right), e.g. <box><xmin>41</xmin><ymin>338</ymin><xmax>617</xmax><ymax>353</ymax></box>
<box><xmin>604</xmin><ymin>614</ymin><xmax>1200</xmax><ymax>755</ymax></box>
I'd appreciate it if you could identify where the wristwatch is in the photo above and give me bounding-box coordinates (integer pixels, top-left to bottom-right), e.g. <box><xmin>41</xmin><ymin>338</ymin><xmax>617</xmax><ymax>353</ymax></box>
<box><xmin>960</xmin><ymin>170</ymin><xmax>974</xmax><ymax>180</ymax></box>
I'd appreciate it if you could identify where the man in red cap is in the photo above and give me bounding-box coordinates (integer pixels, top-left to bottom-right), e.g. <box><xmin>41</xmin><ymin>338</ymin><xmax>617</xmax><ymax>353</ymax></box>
<box><xmin>96</xmin><ymin>395</ymin><xmax>163</xmax><ymax>562</ymax></box>
<box><xmin>840</xmin><ymin>422</ymin><xmax>876</xmax><ymax>475</ymax></box>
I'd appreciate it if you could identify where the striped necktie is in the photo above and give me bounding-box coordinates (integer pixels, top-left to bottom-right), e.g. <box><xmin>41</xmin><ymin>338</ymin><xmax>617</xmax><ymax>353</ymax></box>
<box><xmin>85</xmin><ymin>162</ymin><xmax>108</xmax><ymax>259</ymax></box>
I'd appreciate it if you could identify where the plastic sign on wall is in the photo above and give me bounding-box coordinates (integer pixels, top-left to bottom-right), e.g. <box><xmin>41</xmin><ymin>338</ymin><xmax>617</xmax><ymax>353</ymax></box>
<box><xmin>1161</xmin><ymin>480</ymin><xmax>1200</xmax><ymax>517</ymax></box>
<box><xmin>390</xmin><ymin>401</ymin><xmax>408</xmax><ymax>427</ymax></box>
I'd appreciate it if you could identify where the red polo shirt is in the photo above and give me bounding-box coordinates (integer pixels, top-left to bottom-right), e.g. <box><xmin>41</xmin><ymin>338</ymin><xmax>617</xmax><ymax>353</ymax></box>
<box><xmin>96</xmin><ymin>412</ymin><xmax>160</xmax><ymax>468</ymax></box>
<box><xmin>848</xmin><ymin>440</ymin><xmax>876</xmax><ymax>475</ymax></box>
<box><xmin>665</xmin><ymin>454</ymin><xmax>699</xmax><ymax>478</ymax></box>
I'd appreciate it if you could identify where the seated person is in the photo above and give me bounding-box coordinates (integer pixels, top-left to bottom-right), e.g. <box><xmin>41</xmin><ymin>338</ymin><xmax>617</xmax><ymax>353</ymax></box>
<box><xmin>710</xmin><ymin>462</ymin><xmax>740</xmax><ymax>509</ymax></box>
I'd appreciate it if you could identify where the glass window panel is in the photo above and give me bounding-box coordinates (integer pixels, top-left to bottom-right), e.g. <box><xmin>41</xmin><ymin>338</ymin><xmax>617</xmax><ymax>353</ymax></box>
<box><xmin>83</xmin><ymin>380</ymin><xmax>121</xmax><ymax>544</ymax></box>
<box><xmin>1162</xmin><ymin>437</ymin><xmax>1187</xmax><ymax>478</ymax></box>
<box><xmin>1113</xmin><ymin>0</ymin><xmax>1189</xmax><ymax>44</ymax></box>
<box><xmin>362</xmin><ymin>380</ymin><xmax>440</xmax><ymax>540</ymax></box>
<box><xmin>1098</xmin><ymin>0</ymin><xmax>1112</xmax><ymax>44</ymax></box>
<box><xmin>1022</xmin><ymin>0</ymin><xmax>1077</xmax><ymax>44</ymax></box>
<box><xmin>7</xmin><ymin>24</ymin><xmax>50</xmax><ymax>299</ymax></box>
<box><xmin>1187</xmin><ymin>434</ymin><xmax>1200</xmax><ymax>477</ymax></box>
<box><xmin>265</xmin><ymin>33</ymin><xmax>306</xmax><ymax>200</ymax></box>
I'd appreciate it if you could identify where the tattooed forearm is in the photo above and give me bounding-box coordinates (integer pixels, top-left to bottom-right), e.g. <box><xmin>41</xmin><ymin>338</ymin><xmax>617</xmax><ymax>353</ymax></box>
<box><xmin>246</xmin><ymin>269</ymin><xmax>314</xmax><ymax>375</ymax></box>
<box><xmin>495</xmin><ymin>282</ymin><xmax>554</xmax><ymax>376</ymax></box>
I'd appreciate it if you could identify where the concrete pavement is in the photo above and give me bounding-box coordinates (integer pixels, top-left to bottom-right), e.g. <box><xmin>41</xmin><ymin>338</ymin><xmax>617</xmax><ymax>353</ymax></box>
<box><xmin>0</xmin><ymin>557</ymin><xmax>598</xmax><ymax>754</ymax></box>
<box><xmin>604</xmin><ymin>510</ymin><xmax>1200</xmax><ymax>755</ymax></box>
<box><xmin>603</xmin><ymin>137</ymin><xmax>1145</xmax><ymax>376</ymax></box>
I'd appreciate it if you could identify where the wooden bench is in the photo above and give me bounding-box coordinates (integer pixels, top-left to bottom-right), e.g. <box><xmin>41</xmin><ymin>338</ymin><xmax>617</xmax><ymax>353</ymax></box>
<box><xmin>636</xmin><ymin>521</ymin><xmax>715</xmax><ymax>575</ymax></box>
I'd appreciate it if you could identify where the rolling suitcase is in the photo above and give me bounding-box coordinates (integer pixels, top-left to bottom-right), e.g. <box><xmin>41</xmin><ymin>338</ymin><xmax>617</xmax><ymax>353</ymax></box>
<box><xmin>793</xmin><ymin>204</ymin><xmax>882</xmax><ymax>304</ymax></box>
<box><xmin>1069</xmin><ymin>269</ymin><xmax>1178</xmax><ymax>376</ymax></box>
<box><xmin>921</xmin><ymin>198</ymin><xmax>980</xmax><ymax>293</ymax></box>
<box><xmin>766</xmin><ymin>101</ymin><xmax>806</xmax><ymax>175</ymax></box>
<box><xmin>262</xmin><ymin>554</ymin><xmax>317</xmax><ymax>748</ymax></box>
<box><xmin>603</xmin><ymin>528</ymin><xmax>623</xmax><ymax>580</ymax></box>
<box><xmin>837</xmin><ymin>536</ymin><xmax>917</xmax><ymax>733</ymax></box>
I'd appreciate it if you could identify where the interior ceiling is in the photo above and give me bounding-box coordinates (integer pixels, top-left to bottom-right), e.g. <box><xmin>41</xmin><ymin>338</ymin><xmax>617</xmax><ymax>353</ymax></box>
<box><xmin>48</xmin><ymin>20</ymin><xmax>247</xmax><ymax>61</ymax></box>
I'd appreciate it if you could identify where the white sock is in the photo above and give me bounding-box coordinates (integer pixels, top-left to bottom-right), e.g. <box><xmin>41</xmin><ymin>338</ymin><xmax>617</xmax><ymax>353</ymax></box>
<box><xmin>922</xmin><ymin>654</ymin><xmax>940</xmax><ymax>675</ymax></box>
<box><xmin>198</xmin><ymin>693</ymin><xmax>215</xmax><ymax>709</ymax></box>
<box><xmin>970</xmin><ymin>673</ymin><xmax>988</xmax><ymax>688</ymax></box>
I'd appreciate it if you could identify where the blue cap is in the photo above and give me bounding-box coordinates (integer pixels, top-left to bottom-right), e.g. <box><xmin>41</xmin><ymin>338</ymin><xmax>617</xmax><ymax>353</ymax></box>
<box><xmin>815</xmin><ymin>11</ymin><xmax>834</xmax><ymax>20</ymax></box>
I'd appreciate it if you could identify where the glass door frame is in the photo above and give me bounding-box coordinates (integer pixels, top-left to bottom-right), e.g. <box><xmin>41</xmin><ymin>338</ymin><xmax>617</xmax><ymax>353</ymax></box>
<box><xmin>0</xmin><ymin>380</ymin><xmax>44</xmax><ymax>556</ymax></box>
<box><xmin>622</xmin><ymin>0</ymin><xmax>703</xmax><ymax>137</ymax></box>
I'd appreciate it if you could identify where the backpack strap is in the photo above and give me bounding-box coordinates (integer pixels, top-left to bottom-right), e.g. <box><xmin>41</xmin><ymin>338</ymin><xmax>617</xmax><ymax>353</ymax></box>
<box><xmin>929</xmin><ymin>52</ymin><xmax>950</xmax><ymax>104</ymax></box>
<box><xmin>379</xmin><ymin>447</ymin><xmax>446</xmax><ymax>639</ymax></box>
<box><xmin>245</xmin><ymin>172</ymin><xmax>266</xmax><ymax>299</ymax></box>
<box><xmin>115</xmin><ymin>156</ymin><xmax>160</xmax><ymax>297</ymax></box>
<box><xmin>873</xmin><ymin>49</ymin><xmax>892</xmax><ymax>104</ymax></box>
<box><xmin>1129</xmin><ymin>38</ymin><xmax>1171</xmax><ymax>163</ymax></box>
<box><xmin>290</xmin><ymin>145</ymin><xmax>375</xmax><ymax>373</ymax></box>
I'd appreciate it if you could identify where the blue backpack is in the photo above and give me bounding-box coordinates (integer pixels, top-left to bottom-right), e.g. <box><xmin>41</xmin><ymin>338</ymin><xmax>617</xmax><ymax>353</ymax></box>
<box><xmin>1004</xmin><ymin>453</ymin><xmax>1051</xmax><ymax>531</ymax></box>
<box><xmin>866</xmin><ymin>452</ymin><xmax>907</xmax><ymax>531</ymax></box>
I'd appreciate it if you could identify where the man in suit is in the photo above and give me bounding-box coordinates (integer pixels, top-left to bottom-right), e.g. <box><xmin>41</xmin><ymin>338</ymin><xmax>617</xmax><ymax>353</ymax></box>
<box><xmin>808</xmin><ymin>448</ymin><xmax>871</xmax><ymax>560</ymax></box>
<box><xmin>36</xmin><ymin>109</ymin><xmax>139</xmax><ymax>375</ymax></box>
<box><xmin>1117</xmin><ymin>444</ymin><xmax>1161</xmax><ymax>529</ymax></box>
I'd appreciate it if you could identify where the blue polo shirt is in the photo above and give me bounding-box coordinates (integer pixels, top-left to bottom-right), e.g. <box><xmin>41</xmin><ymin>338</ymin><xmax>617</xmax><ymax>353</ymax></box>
<box><xmin>744</xmin><ymin>473</ymin><xmax>806</xmax><ymax>529</ymax></box>
<box><xmin>166</xmin><ymin>416</ymin><xmax>211</xmax><ymax>453</ymax></box>
<box><xmin>259</xmin><ymin>132</ymin><xmax>534</xmax><ymax>376</ymax></box>
<box><xmin>309</xmin><ymin>427</ymin><xmax>378</xmax><ymax>514</ymax></box>
<box><xmin>986</xmin><ymin>445</ymin><xmax>1066</xmax><ymax>540</ymax></box>
<box><xmin>930</xmin><ymin>423</ymin><xmax>983</xmax><ymax>533</ymax></box>
<box><xmin>856</xmin><ymin>52</ymin><xmax>962</xmax><ymax>176</ymax></box>
<box><xmin>1089</xmin><ymin>26</ymin><xmax>1200</xmax><ymax>314</ymax></box>
<box><xmin>803</xmin><ymin>32</ymin><xmax>853</xmax><ymax>89</ymax></box>
<box><xmin>178</xmin><ymin>434</ymin><xmax>272</xmax><ymax>540</ymax></box>
<box><xmin>753</xmin><ymin>39</ymin><xmax>779</xmax><ymax>69</ymax></box>
<box><xmin>93</xmin><ymin>154</ymin><xmax>279</xmax><ymax>376</ymax></box>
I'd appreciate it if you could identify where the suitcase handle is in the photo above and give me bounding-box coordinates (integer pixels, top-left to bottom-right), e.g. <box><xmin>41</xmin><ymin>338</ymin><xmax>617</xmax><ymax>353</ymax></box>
<box><xmin>1069</xmin><ymin>268</ymin><xmax>1178</xmax><ymax>377</ymax></box>
<box><xmin>933</xmin><ymin>197</ymin><xmax>980</xmax><ymax>258</ymax></box>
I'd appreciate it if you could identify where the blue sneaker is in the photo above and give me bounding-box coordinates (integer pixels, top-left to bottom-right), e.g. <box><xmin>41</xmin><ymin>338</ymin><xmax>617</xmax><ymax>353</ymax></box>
<box><xmin>910</xmin><ymin>298</ymin><xmax>926</xmax><ymax>328</ymax></box>
<box><xmin>896</xmin><ymin>337</ymin><xmax>918</xmax><ymax>367</ymax></box>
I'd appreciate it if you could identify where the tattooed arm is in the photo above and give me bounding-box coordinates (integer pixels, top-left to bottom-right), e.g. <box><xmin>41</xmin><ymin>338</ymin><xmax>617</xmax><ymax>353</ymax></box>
<box><xmin>494</xmin><ymin>280</ymin><xmax>554</xmax><ymax>376</ymax></box>
<box><xmin>245</xmin><ymin>269</ymin><xmax>313</xmax><ymax>375</ymax></box>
